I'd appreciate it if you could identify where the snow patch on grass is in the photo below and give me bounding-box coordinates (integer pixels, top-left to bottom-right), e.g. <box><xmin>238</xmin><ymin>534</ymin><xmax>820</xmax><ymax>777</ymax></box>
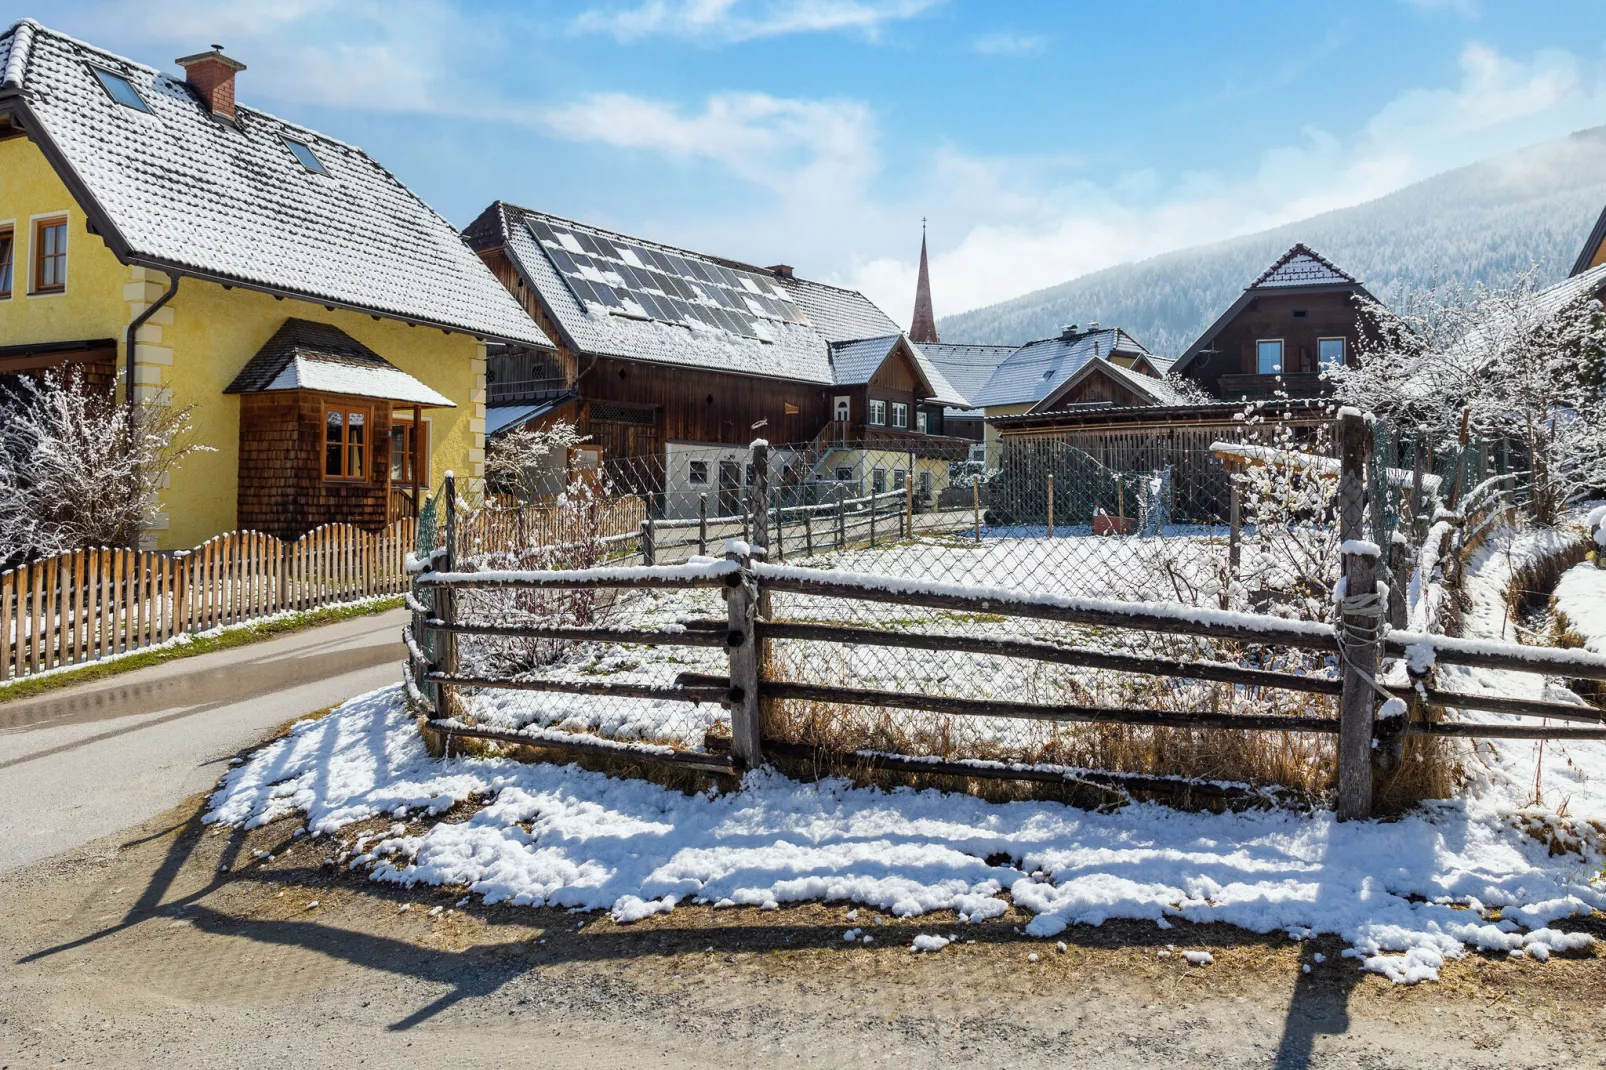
<box><xmin>208</xmin><ymin>686</ymin><xmax>1605</xmax><ymax>985</ymax></box>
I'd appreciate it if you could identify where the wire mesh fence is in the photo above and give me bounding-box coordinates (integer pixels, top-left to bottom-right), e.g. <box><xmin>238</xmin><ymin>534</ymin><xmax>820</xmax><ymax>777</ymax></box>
<box><xmin>413</xmin><ymin>419</ymin><xmax>1516</xmax><ymax>797</ymax></box>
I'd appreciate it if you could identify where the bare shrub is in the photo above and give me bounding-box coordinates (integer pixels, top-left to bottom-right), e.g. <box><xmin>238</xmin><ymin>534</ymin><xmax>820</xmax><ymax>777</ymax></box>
<box><xmin>0</xmin><ymin>368</ymin><xmax>210</xmax><ymax>560</ymax></box>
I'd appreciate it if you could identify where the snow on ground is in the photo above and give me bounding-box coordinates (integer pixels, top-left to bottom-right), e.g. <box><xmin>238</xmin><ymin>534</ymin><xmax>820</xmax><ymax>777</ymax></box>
<box><xmin>1439</xmin><ymin>519</ymin><xmax>1606</xmax><ymax>817</ymax></box>
<box><xmin>209</xmin><ymin>685</ymin><xmax>1604</xmax><ymax>985</ymax></box>
<box><xmin>1554</xmin><ymin>562</ymin><xmax>1606</xmax><ymax>655</ymax></box>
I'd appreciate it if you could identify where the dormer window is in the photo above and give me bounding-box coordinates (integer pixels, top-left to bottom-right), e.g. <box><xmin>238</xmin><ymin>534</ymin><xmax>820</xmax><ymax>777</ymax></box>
<box><xmin>282</xmin><ymin>136</ymin><xmax>328</xmax><ymax>175</ymax></box>
<box><xmin>90</xmin><ymin>66</ymin><xmax>150</xmax><ymax>112</ymax></box>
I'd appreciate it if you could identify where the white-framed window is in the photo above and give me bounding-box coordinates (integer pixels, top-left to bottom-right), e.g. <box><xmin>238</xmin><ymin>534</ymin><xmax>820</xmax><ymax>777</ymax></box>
<box><xmin>834</xmin><ymin>466</ymin><xmax>854</xmax><ymax>483</ymax></box>
<box><xmin>916</xmin><ymin>410</ymin><xmax>928</xmax><ymax>434</ymax></box>
<box><xmin>688</xmin><ymin>460</ymin><xmax>708</xmax><ymax>484</ymax></box>
<box><xmin>1318</xmin><ymin>337</ymin><xmax>1345</xmax><ymax>369</ymax></box>
<box><xmin>871</xmin><ymin>467</ymin><xmax>887</xmax><ymax>493</ymax></box>
<box><xmin>893</xmin><ymin>468</ymin><xmax>907</xmax><ymax>489</ymax></box>
<box><xmin>918</xmin><ymin>469</ymin><xmax>932</xmax><ymax>497</ymax></box>
<box><xmin>891</xmin><ymin>402</ymin><xmax>908</xmax><ymax>429</ymax></box>
<box><xmin>868</xmin><ymin>399</ymin><xmax>887</xmax><ymax>426</ymax></box>
<box><xmin>834</xmin><ymin>396</ymin><xmax>851</xmax><ymax>422</ymax></box>
<box><xmin>1256</xmin><ymin>339</ymin><xmax>1284</xmax><ymax>375</ymax></box>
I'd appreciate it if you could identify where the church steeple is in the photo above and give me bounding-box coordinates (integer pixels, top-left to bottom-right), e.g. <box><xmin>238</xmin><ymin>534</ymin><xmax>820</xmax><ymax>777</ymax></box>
<box><xmin>909</xmin><ymin>219</ymin><xmax>939</xmax><ymax>344</ymax></box>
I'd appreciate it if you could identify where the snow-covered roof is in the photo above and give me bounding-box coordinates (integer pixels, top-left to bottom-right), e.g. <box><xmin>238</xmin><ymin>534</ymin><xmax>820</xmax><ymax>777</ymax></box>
<box><xmin>916</xmin><ymin>342</ymin><xmax>1018</xmax><ymax>413</ymax></box>
<box><xmin>1534</xmin><ymin>261</ymin><xmax>1606</xmax><ymax>318</ymax></box>
<box><xmin>0</xmin><ymin>20</ymin><xmax>549</xmax><ymax>348</ymax></box>
<box><xmin>825</xmin><ymin>334</ymin><xmax>969</xmax><ymax>407</ymax></box>
<box><xmin>225</xmin><ymin>318</ymin><xmax>454</xmax><ymax>406</ymax></box>
<box><xmin>970</xmin><ymin>328</ymin><xmax>1151</xmax><ymax>409</ymax></box>
<box><xmin>486</xmin><ymin>395</ymin><xmax>579</xmax><ymax>438</ymax></box>
<box><xmin>465</xmin><ymin>202</ymin><xmax>902</xmax><ymax>385</ymax></box>
<box><xmin>1029</xmin><ymin>356</ymin><xmax>1193</xmax><ymax>414</ymax></box>
<box><xmin>1248</xmin><ymin>244</ymin><xmax>1358</xmax><ymax>289</ymax></box>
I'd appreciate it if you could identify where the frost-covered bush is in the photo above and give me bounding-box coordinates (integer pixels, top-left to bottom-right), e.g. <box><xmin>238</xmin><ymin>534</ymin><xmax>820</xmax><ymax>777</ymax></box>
<box><xmin>1335</xmin><ymin>269</ymin><xmax>1606</xmax><ymax>525</ymax></box>
<box><xmin>484</xmin><ymin>419</ymin><xmax>585</xmax><ymax>504</ymax></box>
<box><xmin>0</xmin><ymin>369</ymin><xmax>209</xmax><ymax>562</ymax></box>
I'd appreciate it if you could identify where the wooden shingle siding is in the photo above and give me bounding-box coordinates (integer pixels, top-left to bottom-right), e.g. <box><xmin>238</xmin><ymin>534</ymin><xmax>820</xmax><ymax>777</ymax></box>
<box><xmin>237</xmin><ymin>391</ymin><xmax>393</xmax><ymax>539</ymax></box>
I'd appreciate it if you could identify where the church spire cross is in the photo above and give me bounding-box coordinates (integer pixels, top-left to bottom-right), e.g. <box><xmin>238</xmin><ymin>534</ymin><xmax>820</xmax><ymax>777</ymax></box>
<box><xmin>909</xmin><ymin>221</ymin><xmax>939</xmax><ymax>344</ymax></box>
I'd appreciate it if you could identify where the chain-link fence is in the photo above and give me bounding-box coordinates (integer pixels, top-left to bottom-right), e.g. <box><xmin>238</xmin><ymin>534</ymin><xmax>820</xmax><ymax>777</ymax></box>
<box><xmin>411</xmin><ymin>419</ymin><xmax>1518</xmax><ymax>798</ymax></box>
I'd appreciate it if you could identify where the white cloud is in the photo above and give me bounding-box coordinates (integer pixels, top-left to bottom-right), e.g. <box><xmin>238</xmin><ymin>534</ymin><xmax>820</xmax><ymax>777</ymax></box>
<box><xmin>843</xmin><ymin>42</ymin><xmax>1606</xmax><ymax>323</ymax></box>
<box><xmin>971</xmin><ymin>31</ymin><xmax>1046</xmax><ymax>56</ymax></box>
<box><xmin>571</xmin><ymin>0</ymin><xmax>940</xmax><ymax>44</ymax></box>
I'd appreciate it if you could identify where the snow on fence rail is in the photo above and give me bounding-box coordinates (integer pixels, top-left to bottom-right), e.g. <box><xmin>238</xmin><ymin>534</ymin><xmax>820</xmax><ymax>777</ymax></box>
<box><xmin>1</xmin><ymin>519</ymin><xmax>416</xmax><ymax>683</ymax></box>
<box><xmin>406</xmin><ymin>440</ymin><xmax>1606</xmax><ymax>819</ymax></box>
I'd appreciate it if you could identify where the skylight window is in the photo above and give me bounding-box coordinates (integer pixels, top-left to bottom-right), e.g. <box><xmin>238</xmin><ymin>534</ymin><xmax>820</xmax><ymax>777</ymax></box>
<box><xmin>90</xmin><ymin>67</ymin><xmax>149</xmax><ymax>112</ymax></box>
<box><xmin>282</xmin><ymin>136</ymin><xmax>328</xmax><ymax>175</ymax></box>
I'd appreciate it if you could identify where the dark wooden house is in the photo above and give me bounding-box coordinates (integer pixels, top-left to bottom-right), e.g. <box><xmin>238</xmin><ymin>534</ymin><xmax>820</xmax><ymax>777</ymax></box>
<box><xmin>1168</xmin><ymin>244</ymin><xmax>1375</xmax><ymax>399</ymax></box>
<box><xmin>462</xmin><ymin>202</ymin><xmax>971</xmax><ymax>512</ymax></box>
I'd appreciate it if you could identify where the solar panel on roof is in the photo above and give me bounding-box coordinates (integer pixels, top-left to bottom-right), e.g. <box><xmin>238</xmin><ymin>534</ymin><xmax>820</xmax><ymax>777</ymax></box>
<box><xmin>526</xmin><ymin>219</ymin><xmax>558</xmax><ymax>246</ymax></box>
<box><xmin>589</xmin><ymin>282</ymin><xmax>622</xmax><ymax>308</ymax></box>
<box><xmin>545</xmin><ymin>244</ymin><xmax>578</xmax><ymax>276</ymax></box>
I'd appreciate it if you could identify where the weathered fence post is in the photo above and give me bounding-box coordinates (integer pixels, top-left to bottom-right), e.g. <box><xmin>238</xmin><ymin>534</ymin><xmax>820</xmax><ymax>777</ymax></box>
<box><xmin>869</xmin><ymin>489</ymin><xmax>877</xmax><ymax>548</ymax></box>
<box><xmin>1046</xmin><ymin>473</ymin><xmax>1055</xmax><ymax>539</ymax></box>
<box><xmin>836</xmin><ymin>495</ymin><xmax>846</xmax><ymax>549</ymax></box>
<box><xmin>1337</xmin><ymin>412</ymin><xmax>1379</xmax><ymax>821</ymax></box>
<box><xmin>725</xmin><ymin>542</ymin><xmax>763</xmax><ymax>769</ymax></box>
<box><xmin>972</xmin><ymin>475</ymin><xmax>982</xmax><ymax>544</ymax></box>
<box><xmin>904</xmin><ymin>474</ymin><xmax>914</xmax><ymax>539</ymax></box>
<box><xmin>751</xmin><ymin>442</ymin><xmax>771</xmax><ymax>620</ymax></box>
<box><xmin>1387</xmin><ymin>534</ymin><xmax>1408</xmax><ymax>629</ymax></box>
<box><xmin>698</xmin><ymin>493</ymin><xmax>708</xmax><ymax>557</ymax></box>
<box><xmin>641</xmin><ymin>517</ymin><xmax>656</xmax><ymax>566</ymax></box>
<box><xmin>436</xmin><ymin>473</ymin><xmax>459</xmax><ymax>731</ymax></box>
<box><xmin>1409</xmin><ymin>441</ymin><xmax>1429</xmax><ymax>548</ymax></box>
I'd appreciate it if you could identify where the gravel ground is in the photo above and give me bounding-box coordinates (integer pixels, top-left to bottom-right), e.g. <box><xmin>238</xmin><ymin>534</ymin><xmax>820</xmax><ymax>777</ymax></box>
<box><xmin>2</xmin><ymin>781</ymin><xmax>1604</xmax><ymax>1069</ymax></box>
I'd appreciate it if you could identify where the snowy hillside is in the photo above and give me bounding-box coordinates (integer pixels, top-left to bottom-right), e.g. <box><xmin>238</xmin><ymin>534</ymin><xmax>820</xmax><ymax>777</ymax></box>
<box><xmin>938</xmin><ymin>126</ymin><xmax>1606</xmax><ymax>356</ymax></box>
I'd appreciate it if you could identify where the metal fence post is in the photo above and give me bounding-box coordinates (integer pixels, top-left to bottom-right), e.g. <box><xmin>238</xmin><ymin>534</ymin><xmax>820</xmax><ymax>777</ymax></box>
<box><xmin>1337</xmin><ymin>413</ymin><xmax>1378</xmax><ymax>821</ymax></box>
<box><xmin>972</xmin><ymin>475</ymin><xmax>981</xmax><ymax>544</ymax></box>
<box><xmin>1046</xmin><ymin>472</ymin><xmax>1054</xmax><ymax>539</ymax></box>
<box><xmin>836</xmin><ymin>495</ymin><xmax>846</xmax><ymax>549</ymax></box>
<box><xmin>698</xmin><ymin>493</ymin><xmax>708</xmax><ymax>557</ymax></box>
<box><xmin>641</xmin><ymin>517</ymin><xmax>656</xmax><ymax>566</ymax></box>
<box><xmin>726</xmin><ymin>543</ymin><xmax>763</xmax><ymax>769</ymax></box>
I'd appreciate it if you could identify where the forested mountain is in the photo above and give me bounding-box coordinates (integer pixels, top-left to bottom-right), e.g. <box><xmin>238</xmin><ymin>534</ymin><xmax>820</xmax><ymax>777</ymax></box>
<box><xmin>937</xmin><ymin>126</ymin><xmax>1606</xmax><ymax>356</ymax></box>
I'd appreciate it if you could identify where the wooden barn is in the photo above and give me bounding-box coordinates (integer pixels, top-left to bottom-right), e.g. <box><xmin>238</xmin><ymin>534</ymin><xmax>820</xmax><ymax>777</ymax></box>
<box><xmin>463</xmin><ymin>202</ymin><xmax>971</xmax><ymax>514</ymax></box>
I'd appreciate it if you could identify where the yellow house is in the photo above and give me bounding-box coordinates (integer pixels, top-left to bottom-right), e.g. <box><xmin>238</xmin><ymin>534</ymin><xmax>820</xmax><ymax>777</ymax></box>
<box><xmin>0</xmin><ymin>20</ymin><xmax>552</xmax><ymax>549</ymax></box>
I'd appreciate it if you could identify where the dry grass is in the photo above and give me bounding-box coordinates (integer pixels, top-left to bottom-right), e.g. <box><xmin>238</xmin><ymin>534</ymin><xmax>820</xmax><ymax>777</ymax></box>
<box><xmin>760</xmin><ymin>634</ymin><xmax>1469</xmax><ymax>813</ymax></box>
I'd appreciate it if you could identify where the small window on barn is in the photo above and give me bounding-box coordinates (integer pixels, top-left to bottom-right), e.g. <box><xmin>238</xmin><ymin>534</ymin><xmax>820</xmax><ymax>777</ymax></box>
<box><xmin>891</xmin><ymin>402</ymin><xmax>908</xmax><ymax>429</ymax></box>
<box><xmin>834</xmin><ymin>466</ymin><xmax>854</xmax><ymax>483</ymax></box>
<box><xmin>90</xmin><ymin>67</ymin><xmax>150</xmax><ymax>112</ymax></box>
<box><xmin>868</xmin><ymin>399</ymin><xmax>886</xmax><ymax>426</ymax></box>
<box><xmin>1256</xmin><ymin>339</ymin><xmax>1284</xmax><ymax>375</ymax></box>
<box><xmin>1318</xmin><ymin>337</ymin><xmax>1345</xmax><ymax>370</ymax></box>
<box><xmin>0</xmin><ymin>226</ymin><xmax>12</xmax><ymax>299</ymax></box>
<box><xmin>283</xmin><ymin>136</ymin><xmax>329</xmax><ymax>175</ymax></box>
<box><xmin>689</xmin><ymin>460</ymin><xmax>708</xmax><ymax>485</ymax></box>
<box><xmin>32</xmin><ymin>217</ymin><xmax>67</xmax><ymax>294</ymax></box>
<box><xmin>893</xmin><ymin>468</ymin><xmax>907</xmax><ymax>489</ymax></box>
<box><xmin>871</xmin><ymin>467</ymin><xmax>887</xmax><ymax>494</ymax></box>
<box><xmin>325</xmin><ymin>406</ymin><xmax>370</xmax><ymax>480</ymax></box>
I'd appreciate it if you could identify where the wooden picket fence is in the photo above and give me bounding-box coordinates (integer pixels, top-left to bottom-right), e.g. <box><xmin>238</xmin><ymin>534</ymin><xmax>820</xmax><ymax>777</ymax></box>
<box><xmin>455</xmin><ymin>497</ymin><xmax>646</xmax><ymax>558</ymax></box>
<box><xmin>1</xmin><ymin>518</ymin><xmax>416</xmax><ymax>683</ymax></box>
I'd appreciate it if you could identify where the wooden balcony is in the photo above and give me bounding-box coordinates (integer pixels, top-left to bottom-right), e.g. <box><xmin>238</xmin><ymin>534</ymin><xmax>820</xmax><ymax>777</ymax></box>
<box><xmin>1217</xmin><ymin>372</ymin><xmax>1332</xmax><ymax>400</ymax></box>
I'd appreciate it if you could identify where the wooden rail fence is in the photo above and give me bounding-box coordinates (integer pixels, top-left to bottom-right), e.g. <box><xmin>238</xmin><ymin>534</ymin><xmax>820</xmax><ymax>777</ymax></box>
<box><xmin>2</xmin><ymin>519</ymin><xmax>416</xmax><ymax>683</ymax></box>
<box><xmin>405</xmin><ymin>447</ymin><xmax>1606</xmax><ymax>818</ymax></box>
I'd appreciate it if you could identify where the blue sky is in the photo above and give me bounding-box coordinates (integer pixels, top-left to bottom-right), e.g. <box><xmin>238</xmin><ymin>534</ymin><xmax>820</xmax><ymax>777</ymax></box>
<box><xmin>13</xmin><ymin>1</ymin><xmax>1606</xmax><ymax>325</ymax></box>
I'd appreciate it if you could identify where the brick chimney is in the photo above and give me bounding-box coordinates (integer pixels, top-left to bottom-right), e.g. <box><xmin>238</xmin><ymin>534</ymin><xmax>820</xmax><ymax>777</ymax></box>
<box><xmin>177</xmin><ymin>46</ymin><xmax>246</xmax><ymax>120</ymax></box>
<box><xmin>768</xmin><ymin>264</ymin><xmax>794</xmax><ymax>278</ymax></box>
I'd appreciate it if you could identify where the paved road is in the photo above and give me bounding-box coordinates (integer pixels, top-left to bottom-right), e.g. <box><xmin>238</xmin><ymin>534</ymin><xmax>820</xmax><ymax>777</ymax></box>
<box><xmin>0</xmin><ymin>608</ymin><xmax>408</xmax><ymax>874</ymax></box>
